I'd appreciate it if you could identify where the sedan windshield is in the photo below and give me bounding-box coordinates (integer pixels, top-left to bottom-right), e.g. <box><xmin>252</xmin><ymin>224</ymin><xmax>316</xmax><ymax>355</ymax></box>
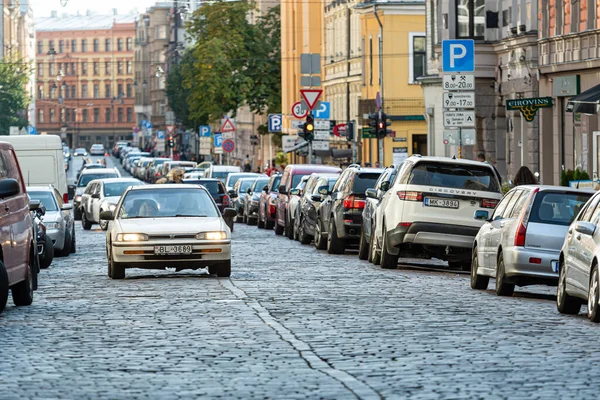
<box><xmin>118</xmin><ymin>189</ymin><xmax>219</xmax><ymax>219</ymax></box>
<box><xmin>28</xmin><ymin>191</ymin><xmax>58</xmax><ymax>212</ymax></box>
<box><xmin>239</xmin><ymin>179</ymin><xmax>255</xmax><ymax>192</ymax></box>
<box><xmin>78</xmin><ymin>173</ymin><xmax>118</xmax><ymax>187</ymax></box>
<box><xmin>252</xmin><ymin>179</ymin><xmax>269</xmax><ymax>192</ymax></box>
<box><xmin>103</xmin><ymin>181</ymin><xmax>143</xmax><ymax>197</ymax></box>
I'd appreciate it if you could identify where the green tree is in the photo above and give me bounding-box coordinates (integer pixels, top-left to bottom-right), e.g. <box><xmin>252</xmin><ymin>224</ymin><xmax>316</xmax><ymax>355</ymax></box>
<box><xmin>166</xmin><ymin>51</ymin><xmax>206</xmax><ymax>129</ymax></box>
<box><xmin>0</xmin><ymin>58</ymin><xmax>30</xmax><ymax>135</ymax></box>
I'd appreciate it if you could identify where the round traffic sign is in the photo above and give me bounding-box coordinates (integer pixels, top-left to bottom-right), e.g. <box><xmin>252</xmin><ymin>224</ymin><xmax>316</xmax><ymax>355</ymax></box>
<box><xmin>443</xmin><ymin>139</ymin><xmax>449</xmax><ymax>145</ymax></box>
<box><xmin>222</xmin><ymin>139</ymin><xmax>235</xmax><ymax>153</ymax></box>
<box><xmin>292</xmin><ymin>101</ymin><xmax>308</xmax><ymax>119</ymax></box>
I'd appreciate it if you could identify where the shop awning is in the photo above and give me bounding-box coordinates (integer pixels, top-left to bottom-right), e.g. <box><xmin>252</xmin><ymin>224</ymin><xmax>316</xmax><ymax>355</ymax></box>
<box><xmin>566</xmin><ymin>83</ymin><xmax>600</xmax><ymax>114</ymax></box>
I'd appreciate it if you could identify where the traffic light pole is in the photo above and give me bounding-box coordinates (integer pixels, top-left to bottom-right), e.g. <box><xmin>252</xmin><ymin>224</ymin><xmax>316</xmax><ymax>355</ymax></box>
<box><xmin>374</xmin><ymin>5</ymin><xmax>384</xmax><ymax>167</ymax></box>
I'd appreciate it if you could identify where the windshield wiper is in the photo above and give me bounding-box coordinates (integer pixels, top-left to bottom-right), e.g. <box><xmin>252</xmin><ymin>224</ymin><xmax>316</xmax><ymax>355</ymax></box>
<box><xmin>174</xmin><ymin>214</ymin><xmax>208</xmax><ymax>217</ymax></box>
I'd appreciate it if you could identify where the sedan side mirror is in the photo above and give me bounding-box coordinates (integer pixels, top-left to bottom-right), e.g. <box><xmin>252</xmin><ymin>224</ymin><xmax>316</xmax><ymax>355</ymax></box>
<box><xmin>29</xmin><ymin>199</ymin><xmax>41</xmax><ymax>211</ymax></box>
<box><xmin>473</xmin><ymin>210</ymin><xmax>490</xmax><ymax>221</ymax></box>
<box><xmin>289</xmin><ymin>188</ymin><xmax>300</xmax><ymax>196</ymax></box>
<box><xmin>100</xmin><ymin>210</ymin><xmax>114</xmax><ymax>221</ymax></box>
<box><xmin>247</xmin><ymin>188</ymin><xmax>252</xmax><ymax>195</ymax></box>
<box><xmin>0</xmin><ymin>178</ymin><xmax>20</xmax><ymax>199</ymax></box>
<box><xmin>310</xmin><ymin>194</ymin><xmax>323</xmax><ymax>202</ymax></box>
<box><xmin>223</xmin><ymin>208</ymin><xmax>237</xmax><ymax>219</ymax></box>
<box><xmin>380</xmin><ymin>181</ymin><xmax>390</xmax><ymax>192</ymax></box>
<box><xmin>575</xmin><ymin>221</ymin><xmax>596</xmax><ymax>236</ymax></box>
<box><xmin>67</xmin><ymin>184</ymin><xmax>76</xmax><ymax>200</ymax></box>
<box><xmin>91</xmin><ymin>193</ymin><xmax>101</xmax><ymax>199</ymax></box>
<box><xmin>262</xmin><ymin>185</ymin><xmax>268</xmax><ymax>193</ymax></box>
<box><xmin>278</xmin><ymin>184</ymin><xmax>287</xmax><ymax>195</ymax></box>
<box><xmin>365</xmin><ymin>188</ymin><xmax>378</xmax><ymax>199</ymax></box>
<box><xmin>317</xmin><ymin>186</ymin><xmax>329</xmax><ymax>196</ymax></box>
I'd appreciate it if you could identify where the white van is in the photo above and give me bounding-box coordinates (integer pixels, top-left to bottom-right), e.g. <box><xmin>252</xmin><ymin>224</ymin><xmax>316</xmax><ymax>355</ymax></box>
<box><xmin>1</xmin><ymin>135</ymin><xmax>69</xmax><ymax>202</ymax></box>
<box><xmin>204</xmin><ymin>165</ymin><xmax>242</xmax><ymax>185</ymax></box>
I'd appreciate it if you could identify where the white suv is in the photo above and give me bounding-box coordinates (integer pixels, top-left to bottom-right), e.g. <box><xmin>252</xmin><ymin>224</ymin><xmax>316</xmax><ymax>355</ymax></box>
<box><xmin>371</xmin><ymin>156</ymin><xmax>503</xmax><ymax>269</ymax></box>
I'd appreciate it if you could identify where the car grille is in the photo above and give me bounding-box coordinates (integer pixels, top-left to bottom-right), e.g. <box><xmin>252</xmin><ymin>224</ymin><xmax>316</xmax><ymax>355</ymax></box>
<box><xmin>147</xmin><ymin>234</ymin><xmax>196</xmax><ymax>239</ymax></box>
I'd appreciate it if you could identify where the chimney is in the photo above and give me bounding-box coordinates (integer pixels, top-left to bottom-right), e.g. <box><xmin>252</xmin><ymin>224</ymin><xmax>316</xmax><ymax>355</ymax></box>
<box><xmin>50</xmin><ymin>10</ymin><xmax>57</xmax><ymax>18</ymax></box>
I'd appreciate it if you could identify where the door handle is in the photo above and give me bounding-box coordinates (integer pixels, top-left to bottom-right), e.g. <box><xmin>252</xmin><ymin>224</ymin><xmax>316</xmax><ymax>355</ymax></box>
<box><xmin>568</xmin><ymin>229</ymin><xmax>573</xmax><ymax>234</ymax></box>
<box><xmin>577</xmin><ymin>234</ymin><xmax>582</xmax><ymax>241</ymax></box>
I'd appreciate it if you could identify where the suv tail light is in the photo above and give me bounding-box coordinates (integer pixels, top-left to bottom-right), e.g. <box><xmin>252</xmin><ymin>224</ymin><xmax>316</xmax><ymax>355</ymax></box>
<box><xmin>269</xmin><ymin>204</ymin><xmax>276</xmax><ymax>215</ymax></box>
<box><xmin>397</xmin><ymin>191</ymin><xmax>423</xmax><ymax>201</ymax></box>
<box><xmin>222</xmin><ymin>196</ymin><xmax>230</xmax><ymax>206</ymax></box>
<box><xmin>343</xmin><ymin>195</ymin><xmax>365</xmax><ymax>209</ymax></box>
<box><xmin>481</xmin><ymin>198</ymin><xmax>499</xmax><ymax>209</ymax></box>
<box><xmin>63</xmin><ymin>193</ymin><xmax>69</xmax><ymax>203</ymax></box>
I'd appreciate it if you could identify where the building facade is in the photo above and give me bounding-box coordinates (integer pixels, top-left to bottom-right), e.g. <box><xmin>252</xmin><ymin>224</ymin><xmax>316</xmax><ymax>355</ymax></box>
<box><xmin>35</xmin><ymin>10</ymin><xmax>136</xmax><ymax>148</ymax></box>
<box><xmin>421</xmin><ymin>0</ymin><xmax>539</xmax><ymax>181</ymax></box>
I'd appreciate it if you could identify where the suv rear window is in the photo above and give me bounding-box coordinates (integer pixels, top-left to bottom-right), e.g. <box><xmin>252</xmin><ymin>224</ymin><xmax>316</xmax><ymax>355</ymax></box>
<box><xmin>198</xmin><ymin>181</ymin><xmax>225</xmax><ymax>195</ymax></box>
<box><xmin>530</xmin><ymin>191</ymin><xmax>592</xmax><ymax>226</ymax></box>
<box><xmin>352</xmin><ymin>173</ymin><xmax>380</xmax><ymax>194</ymax></box>
<box><xmin>409</xmin><ymin>162</ymin><xmax>500</xmax><ymax>193</ymax></box>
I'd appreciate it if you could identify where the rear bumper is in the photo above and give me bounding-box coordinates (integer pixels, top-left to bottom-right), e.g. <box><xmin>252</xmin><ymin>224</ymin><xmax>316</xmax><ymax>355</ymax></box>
<box><xmin>388</xmin><ymin>222</ymin><xmax>479</xmax><ymax>249</ymax></box>
<box><xmin>340</xmin><ymin>222</ymin><xmax>361</xmax><ymax>239</ymax></box>
<box><xmin>503</xmin><ymin>246</ymin><xmax>559</xmax><ymax>283</ymax></box>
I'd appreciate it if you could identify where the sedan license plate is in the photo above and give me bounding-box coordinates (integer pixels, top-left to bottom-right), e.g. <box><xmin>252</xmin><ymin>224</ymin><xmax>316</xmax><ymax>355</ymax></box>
<box><xmin>551</xmin><ymin>261</ymin><xmax>559</xmax><ymax>273</ymax></box>
<box><xmin>154</xmin><ymin>245</ymin><xmax>193</xmax><ymax>255</ymax></box>
<box><xmin>424</xmin><ymin>198</ymin><xmax>459</xmax><ymax>209</ymax></box>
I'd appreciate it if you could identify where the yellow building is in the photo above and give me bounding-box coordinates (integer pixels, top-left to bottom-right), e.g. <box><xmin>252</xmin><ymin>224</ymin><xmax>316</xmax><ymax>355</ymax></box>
<box><xmin>355</xmin><ymin>1</ymin><xmax>427</xmax><ymax>166</ymax></box>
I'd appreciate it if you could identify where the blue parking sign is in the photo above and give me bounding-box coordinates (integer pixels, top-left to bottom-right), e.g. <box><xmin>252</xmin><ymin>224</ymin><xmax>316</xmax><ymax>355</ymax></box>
<box><xmin>442</xmin><ymin>39</ymin><xmax>475</xmax><ymax>73</ymax></box>
<box><xmin>268</xmin><ymin>114</ymin><xmax>282</xmax><ymax>133</ymax></box>
<box><xmin>214</xmin><ymin>133</ymin><xmax>223</xmax><ymax>147</ymax></box>
<box><xmin>314</xmin><ymin>101</ymin><xmax>330</xmax><ymax>119</ymax></box>
<box><xmin>199</xmin><ymin>125</ymin><xmax>211</xmax><ymax>137</ymax></box>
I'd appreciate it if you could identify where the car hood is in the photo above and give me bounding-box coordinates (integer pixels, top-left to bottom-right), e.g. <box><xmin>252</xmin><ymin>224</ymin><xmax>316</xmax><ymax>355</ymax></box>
<box><xmin>75</xmin><ymin>187</ymin><xmax>85</xmax><ymax>196</ymax></box>
<box><xmin>42</xmin><ymin>211</ymin><xmax>61</xmax><ymax>223</ymax></box>
<box><xmin>250</xmin><ymin>193</ymin><xmax>261</xmax><ymax>201</ymax></box>
<box><xmin>117</xmin><ymin>217</ymin><xmax>227</xmax><ymax>234</ymax></box>
<box><xmin>102</xmin><ymin>196</ymin><xmax>121</xmax><ymax>205</ymax></box>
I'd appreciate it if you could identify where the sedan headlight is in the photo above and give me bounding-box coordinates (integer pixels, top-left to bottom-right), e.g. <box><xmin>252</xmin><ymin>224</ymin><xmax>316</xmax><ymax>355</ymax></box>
<box><xmin>44</xmin><ymin>222</ymin><xmax>60</xmax><ymax>229</ymax></box>
<box><xmin>250</xmin><ymin>200</ymin><xmax>259</xmax><ymax>206</ymax></box>
<box><xmin>74</xmin><ymin>195</ymin><xmax>82</xmax><ymax>203</ymax></box>
<box><xmin>196</xmin><ymin>231</ymin><xmax>227</xmax><ymax>240</ymax></box>
<box><xmin>116</xmin><ymin>233</ymin><xmax>149</xmax><ymax>242</ymax></box>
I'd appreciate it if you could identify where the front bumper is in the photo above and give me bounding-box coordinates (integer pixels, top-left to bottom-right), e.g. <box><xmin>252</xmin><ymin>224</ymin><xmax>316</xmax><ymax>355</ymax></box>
<box><xmin>46</xmin><ymin>228</ymin><xmax>65</xmax><ymax>250</ymax></box>
<box><xmin>502</xmin><ymin>246</ymin><xmax>559</xmax><ymax>284</ymax></box>
<box><xmin>111</xmin><ymin>239</ymin><xmax>231</xmax><ymax>269</ymax></box>
<box><xmin>247</xmin><ymin>204</ymin><xmax>259</xmax><ymax>219</ymax></box>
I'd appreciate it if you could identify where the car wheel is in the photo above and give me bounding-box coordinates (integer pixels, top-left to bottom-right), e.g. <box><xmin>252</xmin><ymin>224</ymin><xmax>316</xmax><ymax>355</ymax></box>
<box><xmin>0</xmin><ymin>261</ymin><xmax>9</xmax><ymax>314</ymax></box>
<box><xmin>31</xmin><ymin>246</ymin><xmax>39</xmax><ymax>291</ymax></box>
<box><xmin>495</xmin><ymin>253</ymin><xmax>515</xmax><ymax>296</ymax></box>
<box><xmin>314</xmin><ymin>218</ymin><xmax>327</xmax><ymax>250</ymax></box>
<box><xmin>257</xmin><ymin>212</ymin><xmax>265</xmax><ymax>228</ymax></box>
<box><xmin>109</xmin><ymin>256</ymin><xmax>125</xmax><ymax>280</ymax></box>
<box><xmin>70</xmin><ymin>227</ymin><xmax>77</xmax><ymax>253</ymax></box>
<box><xmin>470</xmin><ymin>248</ymin><xmax>489</xmax><ymax>290</ymax></box>
<box><xmin>369</xmin><ymin>228</ymin><xmax>381</xmax><ymax>265</ymax></box>
<box><xmin>216</xmin><ymin>260</ymin><xmax>231</xmax><ymax>278</ymax></box>
<box><xmin>380</xmin><ymin>225</ymin><xmax>398</xmax><ymax>269</ymax></box>
<box><xmin>557</xmin><ymin>259</ymin><xmax>581</xmax><ymax>315</ymax></box>
<box><xmin>82</xmin><ymin>211</ymin><xmax>92</xmax><ymax>230</ymax></box>
<box><xmin>588</xmin><ymin>264</ymin><xmax>600</xmax><ymax>322</ymax></box>
<box><xmin>358</xmin><ymin>228</ymin><xmax>369</xmax><ymax>260</ymax></box>
<box><xmin>327</xmin><ymin>219</ymin><xmax>345</xmax><ymax>254</ymax></box>
<box><xmin>274</xmin><ymin>220</ymin><xmax>284</xmax><ymax>235</ymax></box>
<box><xmin>74</xmin><ymin>206</ymin><xmax>82</xmax><ymax>221</ymax></box>
<box><xmin>56</xmin><ymin>227</ymin><xmax>72</xmax><ymax>257</ymax></box>
<box><xmin>40</xmin><ymin>235</ymin><xmax>54</xmax><ymax>269</ymax></box>
<box><xmin>299</xmin><ymin>218</ymin><xmax>311</xmax><ymax>245</ymax></box>
<box><xmin>286</xmin><ymin>216</ymin><xmax>294</xmax><ymax>240</ymax></box>
<box><xmin>100</xmin><ymin>217</ymin><xmax>109</xmax><ymax>231</ymax></box>
<box><xmin>11</xmin><ymin>262</ymin><xmax>33</xmax><ymax>307</ymax></box>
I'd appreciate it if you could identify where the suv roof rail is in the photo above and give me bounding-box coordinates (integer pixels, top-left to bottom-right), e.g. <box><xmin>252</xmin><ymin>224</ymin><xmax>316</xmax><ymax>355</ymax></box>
<box><xmin>348</xmin><ymin>163</ymin><xmax>361</xmax><ymax>169</ymax></box>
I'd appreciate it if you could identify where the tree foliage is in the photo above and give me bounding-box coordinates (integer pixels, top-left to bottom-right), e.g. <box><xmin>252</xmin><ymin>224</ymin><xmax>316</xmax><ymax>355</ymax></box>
<box><xmin>166</xmin><ymin>51</ymin><xmax>205</xmax><ymax>129</ymax></box>
<box><xmin>0</xmin><ymin>58</ymin><xmax>30</xmax><ymax>135</ymax></box>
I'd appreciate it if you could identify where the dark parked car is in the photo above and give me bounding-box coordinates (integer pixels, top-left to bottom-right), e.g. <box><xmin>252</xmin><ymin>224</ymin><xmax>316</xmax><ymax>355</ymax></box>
<box><xmin>359</xmin><ymin>165</ymin><xmax>400</xmax><ymax>260</ymax></box>
<box><xmin>243</xmin><ymin>177</ymin><xmax>270</xmax><ymax>225</ymax></box>
<box><xmin>275</xmin><ymin>165</ymin><xmax>341</xmax><ymax>236</ymax></box>
<box><xmin>258</xmin><ymin>174</ymin><xmax>281</xmax><ymax>229</ymax></box>
<box><xmin>182</xmin><ymin>178</ymin><xmax>233</xmax><ymax>231</ymax></box>
<box><xmin>315</xmin><ymin>166</ymin><xmax>383</xmax><ymax>254</ymax></box>
<box><xmin>294</xmin><ymin>174</ymin><xmax>340</xmax><ymax>245</ymax></box>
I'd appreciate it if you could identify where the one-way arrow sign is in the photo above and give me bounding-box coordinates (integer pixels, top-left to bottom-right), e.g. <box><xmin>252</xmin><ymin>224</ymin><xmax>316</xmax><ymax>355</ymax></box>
<box><xmin>300</xmin><ymin>89</ymin><xmax>323</xmax><ymax>110</ymax></box>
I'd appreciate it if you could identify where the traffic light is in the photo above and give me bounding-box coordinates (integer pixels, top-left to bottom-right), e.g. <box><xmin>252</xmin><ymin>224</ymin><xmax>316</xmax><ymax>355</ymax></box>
<box><xmin>304</xmin><ymin>114</ymin><xmax>314</xmax><ymax>142</ymax></box>
<box><xmin>168</xmin><ymin>136</ymin><xmax>174</xmax><ymax>148</ymax></box>
<box><xmin>376</xmin><ymin>112</ymin><xmax>392</xmax><ymax>139</ymax></box>
<box><xmin>346</xmin><ymin>121</ymin><xmax>354</xmax><ymax>142</ymax></box>
<box><xmin>366</xmin><ymin>112</ymin><xmax>378</xmax><ymax>137</ymax></box>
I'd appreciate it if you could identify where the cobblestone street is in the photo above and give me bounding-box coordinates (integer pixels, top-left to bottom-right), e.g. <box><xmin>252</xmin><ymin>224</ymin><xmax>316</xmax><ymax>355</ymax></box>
<box><xmin>1</xmin><ymin>216</ymin><xmax>599</xmax><ymax>399</ymax></box>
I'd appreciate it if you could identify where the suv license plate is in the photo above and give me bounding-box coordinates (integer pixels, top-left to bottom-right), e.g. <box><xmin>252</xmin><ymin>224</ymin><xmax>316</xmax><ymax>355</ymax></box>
<box><xmin>154</xmin><ymin>245</ymin><xmax>193</xmax><ymax>255</ymax></box>
<box><xmin>551</xmin><ymin>261</ymin><xmax>559</xmax><ymax>273</ymax></box>
<box><xmin>424</xmin><ymin>198</ymin><xmax>459</xmax><ymax>209</ymax></box>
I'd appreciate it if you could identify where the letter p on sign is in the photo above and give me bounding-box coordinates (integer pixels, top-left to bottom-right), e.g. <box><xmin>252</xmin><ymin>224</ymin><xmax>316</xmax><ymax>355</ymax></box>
<box><xmin>442</xmin><ymin>39</ymin><xmax>475</xmax><ymax>73</ymax></box>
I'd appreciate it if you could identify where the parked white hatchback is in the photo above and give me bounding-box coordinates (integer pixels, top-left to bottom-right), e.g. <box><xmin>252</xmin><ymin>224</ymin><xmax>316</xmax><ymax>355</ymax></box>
<box><xmin>102</xmin><ymin>184</ymin><xmax>237</xmax><ymax>279</ymax></box>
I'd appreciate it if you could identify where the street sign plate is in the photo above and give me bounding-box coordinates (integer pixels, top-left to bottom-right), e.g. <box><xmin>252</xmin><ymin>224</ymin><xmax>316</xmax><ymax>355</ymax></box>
<box><xmin>443</xmin><ymin>74</ymin><xmax>475</xmax><ymax>91</ymax></box>
<box><xmin>199</xmin><ymin>125</ymin><xmax>211</xmax><ymax>137</ymax></box>
<box><xmin>300</xmin><ymin>53</ymin><xmax>321</xmax><ymax>75</ymax></box>
<box><xmin>313</xmin><ymin>101</ymin><xmax>330</xmax><ymax>119</ymax></box>
<box><xmin>443</xmin><ymin>92</ymin><xmax>476</xmax><ymax>109</ymax></box>
<box><xmin>214</xmin><ymin>133</ymin><xmax>223</xmax><ymax>148</ymax></box>
<box><xmin>300</xmin><ymin>89</ymin><xmax>323</xmax><ymax>110</ymax></box>
<box><xmin>442</xmin><ymin>39</ymin><xmax>475</xmax><ymax>73</ymax></box>
<box><xmin>311</xmin><ymin>141</ymin><xmax>330</xmax><ymax>151</ymax></box>
<box><xmin>268</xmin><ymin>114</ymin><xmax>282</xmax><ymax>132</ymax></box>
<box><xmin>443</xmin><ymin>129</ymin><xmax>476</xmax><ymax>145</ymax></box>
<box><xmin>443</xmin><ymin>111</ymin><xmax>476</xmax><ymax>128</ymax></box>
<box><xmin>222</xmin><ymin>139</ymin><xmax>235</xmax><ymax>153</ymax></box>
<box><xmin>282</xmin><ymin>135</ymin><xmax>300</xmax><ymax>152</ymax></box>
<box><xmin>156</xmin><ymin>130</ymin><xmax>165</xmax><ymax>140</ymax></box>
<box><xmin>292</xmin><ymin>101</ymin><xmax>308</xmax><ymax>118</ymax></box>
<box><xmin>291</xmin><ymin>120</ymin><xmax>303</xmax><ymax>129</ymax></box>
<box><xmin>314</xmin><ymin>131</ymin><xmax>330</xmax><ymax>141</ymax></box>
<box><xmin>314</xmin><ymin>120</ymin><xmax>329</xmax><ymax>130</ymax></box>
<box><xmin>166</xmin><ymin>125</ymin><xmax>175</xmax><ymax>135</ymax></box>
<box><xmin>220</xmin><ymin>117</ymin><xmax>235</xmax><ymax>132</ymax></box>
<box><xmin>214</xmin><ymin>147</ymin><xmax>223</xmax><ymax>154</ymax></box>
<box><xmin>222</xmin><ymin>131</ymin><xmax>234</xmax><ymax>139</ymax></box>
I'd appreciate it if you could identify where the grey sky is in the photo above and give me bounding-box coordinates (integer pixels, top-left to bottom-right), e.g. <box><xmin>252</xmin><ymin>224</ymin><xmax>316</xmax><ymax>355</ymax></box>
<box><xmin>30</xmin><ymin>0</ymin><xmax>160</xmax><ymax>18</ymax></box>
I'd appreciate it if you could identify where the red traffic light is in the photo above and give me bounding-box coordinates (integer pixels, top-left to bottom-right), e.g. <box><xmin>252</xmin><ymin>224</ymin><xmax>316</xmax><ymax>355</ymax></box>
<box><xmin>378</xmin><ymin>122</ymin><xmax>384</xmax><ymax>129</ymax></box>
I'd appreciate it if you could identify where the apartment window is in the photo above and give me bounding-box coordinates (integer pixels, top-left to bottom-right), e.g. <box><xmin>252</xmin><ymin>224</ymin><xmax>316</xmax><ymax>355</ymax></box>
<box><xmin>71</xmin><ymin>62</ymin><xmax>77</xmax><ymax>75</ymax></box>
<box><xmin>37</xmin><ymin>85</ymin><xmax>43</xmax><ymax>99</ymax></box>
<box><xmin>82</xmin><ymin>109</ymin><xmax>88</xmax><ymax>122</ymax></box>
<box><xmin>71</xmin><ymin>85</ymin><xmax>76</xmax><ymax>99</ymax></box>
<box><xmin>556</xmin><ymin>1</ymin><xmax>563</xmax><ymax>35</ymax></box>
<box><xmin>126</xmin><ymin>61</ymin><xmax>132</xmax><ymax>74</ymax></box>
<box><xmin>81</xmin><ymin>62</ymin><xmax>87</xmax><ymax>75</ymax></box>
<box><xmin>49</xmin><ymin>63</ymin><xmax>56</xmax><ymax>76</ymax></box>
<box><xmin>127</xmin><ymin>107</ymin><xmax>133</xmax><ymax>122</ymax></box>
<box><xmin>93</xmin><ymin>39</ymin><xmax>99</xmax><ymax>52</ymax></box>
<box><xmin>60</xmin><ymin>109</ymin><xmax>65</xmax><ymax>123</ymax></box>
<box><xmin>82</xmin><ymin>84</ymin><xmax>88</xmax><ymax>98</ymax></box>
<box><xmin>65</xmin><ymin>63</ymin><xmax>70</xmax><ymax>76</ymax></box>
<box><xmin>93</xmin><ymin>62</ymin><xmax>99</xmax><ymax>75</ymax></box>
<box><xmin>126</xmin><ymin>83</ymin><xmax>132</xmax><ymax>98</ymax></box>
<box><xmin>157</xmin><ymin>25</ymin><xmax>167</xmax><ymax>39</ymax></box>
<box><xmin>49</xmin><ymin>40</ymin><xmax>55</xmax><ymax>53</ymax></box>
<box><xmin>93</xmin><ymin>84</ymin><xmax>99</xmax><ymax>98</ymax></box>
<box><xmin>105</xmin><ymin>108</ymin><xmax>111</xmax><ymax>122</ymax></box>
<box><xmin>410</xmin><ymin>34</ymin><xmax>426</xmax><ymax>83</ymax></box>
<box><xmin>72</xmin><ymin>109</ymin><xmax>76</xmax><ymax>122</ymax></box>
<box><xmin>105</xmin><ymin>38</ymin><xmax>111</xmax><ymax>52</ymax></box>
<box><xmin>105</xmin><ymin>84</ymin><xmax>111</xmax><ymax>98</ymax></box>
<box><xmin>126</xmin><ymin>37</ymin><xmax>132</xmax><ymax>51</ymax></box>
<box><xmin>38</xmin><ymin>109</ymin><xmax>44</xmax><ymax>123</ymax></box>
<box><xmin>37</xmin><ymin>41</ymin><xmax>43</xmax><ymax>54</ymax></box>
<box><xmin>65</xmin><ymin>85</ymin><xmax>70</xmax><ymax>99</ymax></box>
<box><xmin>117</xmin><ymin>83</ymin><xmax>123</xmax><ymax>98</ymax></box>
<box><xmin>456</xmin><ymin>0</ymin><xmax>485</xmax><ymax>39</ymax></box>
<box><xmin>71</xmin><ymin>39</ymin><xmax>76</xmax><ymax>53</ymax></box>
<box><xmin>50</xmin><ymin>86</ymin><xmax>57</xmax><ymax>99</ymax></box>
<box><xmin>117</xmin><ymin>38</ymin><xmax>123</xmax><ymax>51</ymax></box>
<box><xmin>81</xmin><ymin>39</ymin><xmax>87</xmax><ymax>52</ymax></box>
<box><xmin>58</xmin><ymin>40</ymin><xmax>64</xmax><ymax>53</ymax></box>
<box><xmin>571</xmin><ymin>0</ymin><xmax>580</xmax><ymax>34</ymax></box>
<box><xmin>65</xmin><ymin>108</ymin><xmax>70</xmax><ymax>122</ymax></box>
<box><xmin>117</xmin><ymin>61</ymin><xmax>123</xmax><ymax>75</ymax></box>
<box><xmin>589</xmin><ymin>0</ymin><xmax>597</xmax><ymax>30</ymax></box>
<box><xmin>369</xmin><ymin>36</ymin><xmax>373</xmax><ymax>86</ymax></box>
<box><xmin>50</xmin><ymin>109</ymin><xmax>56</xmax><ymax>123</ymax></box>
<box><xmin>118</xmin><ymin>108</ymin><xmax>123</xmax><ymax>122</ymax></box>
<box><xmin>58</xmin><ymin>63</ymin><xmax>63</xmax><ymax>76</ymax></box>
<box><xmin>37</xmin><ymin>63</ymin><xmax>43</xmax><ymax>76</ymax></box>
<box><xmin>106</xmin><ymin>61</ymin><xmax>111</xmax><ymax>75</ymax></box>
<box><xmin>93</xmin><ymin>108</ymin><xmax>99</xmax><ymax>122</ymax></box>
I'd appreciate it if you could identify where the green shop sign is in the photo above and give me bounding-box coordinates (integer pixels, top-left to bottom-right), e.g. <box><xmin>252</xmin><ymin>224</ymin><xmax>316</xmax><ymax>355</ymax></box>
<box><xmin>505</xmin><ymin>97</ymin><xmax>553</xmax><ymax>122</ymax></box>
